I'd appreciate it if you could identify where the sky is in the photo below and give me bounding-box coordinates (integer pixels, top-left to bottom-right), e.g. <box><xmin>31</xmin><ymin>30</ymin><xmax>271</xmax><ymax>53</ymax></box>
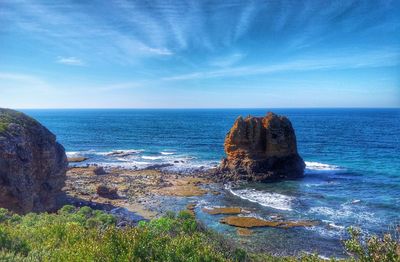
<box><xmin>0</xmin><ymin>0</ymin><xmax>399</xmax><ymax>108</ymax></box>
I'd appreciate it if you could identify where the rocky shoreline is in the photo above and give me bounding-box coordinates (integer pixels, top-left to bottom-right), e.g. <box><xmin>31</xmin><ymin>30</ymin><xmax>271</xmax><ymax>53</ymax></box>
<box><xmin>64</xmin><ymin>164</ymin><xmax>317</xmax><ymax>237</ymax></box>
<box><xmin>0</xmin><ymin>108</ymin><xmax>333</xmax><ymax>256</ymax></box>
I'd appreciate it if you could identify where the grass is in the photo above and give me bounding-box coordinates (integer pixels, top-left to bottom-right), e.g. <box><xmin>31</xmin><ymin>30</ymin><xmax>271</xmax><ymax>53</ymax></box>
<box><xmin>0</xmin><ymin>206</ymin><xmax>398</xmax><ymax>262</ymax></box>
<box><xmin>0</xmin><ymin>108</ymin><xmax>40</xmax><ymax>134</ymax></box>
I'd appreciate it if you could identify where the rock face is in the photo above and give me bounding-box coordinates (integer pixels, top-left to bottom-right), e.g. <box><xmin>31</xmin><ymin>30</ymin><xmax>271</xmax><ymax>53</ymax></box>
<box><xmin>0</xmin><ymin>108</ymin><xmax>67</xmax><ymax>213</ymax></box>
<box><xmin>218</xmin><ymin>112</ymin><xmax>305</xmax><ymax>181</ymax></box>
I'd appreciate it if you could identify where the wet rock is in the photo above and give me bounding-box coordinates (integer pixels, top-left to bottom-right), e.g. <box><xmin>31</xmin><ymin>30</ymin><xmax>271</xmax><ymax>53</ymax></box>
<box><xmin>220</xmin><ymin>216</ymin><xmax>317</xmax><ymax>228</ymax></box>
<box><xmin>236</xmin><ymin>228</ymin><xmax>253</xmax><ymax>236</ymax></box>
<box><xmin>93</xmin><ymin>166</ymin><xmax>107</xmax><ymax>175</ymax></box>
<box><xmin>0</xmin><ymin>108</ymin><xmax>67</xmax><ymax>213</ymax></box>
<box><xmin>68</xmin><ymin>157</ymin><xmax>88</xmax><ymax>163</ymax></box>
<box><xmin>145</xmin><ymin>163</ymin><xmax>174</xmax><ymax>170</ymax></box>
<box><xmin>186</xmin><ymin>203</ymin><xmax>196</xmax><ymax>216</ymax></box>
<box><xmin>203</xmin><ymin>207</ymin><xmax>242</xmax><ymax>215</ymax></box>
<box><xmin>96</xmin><ymin>185</ymin><xmax>118</xmax><ymax>199</ymax></box>
<box><xmin>218</xmin><ymin>112</ymin><xmax>305</xmax><ymax>182</ymax></box>
<box><xmin>157</xmin><ymin>185</ymin><xmax>207</xmax><ymax>197</ymax></box>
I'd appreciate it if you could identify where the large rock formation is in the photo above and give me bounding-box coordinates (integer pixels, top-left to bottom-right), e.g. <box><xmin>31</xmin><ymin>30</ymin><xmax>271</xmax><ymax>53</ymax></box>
<box><xmin>218</xmin><ymin>112</ymin><xmax>305</xmax><ymax>181</ymax></box>
<box><xmin>0</xmin><ymin>108</ymin><xmax>67</xmax><ymax>213</ymax></box>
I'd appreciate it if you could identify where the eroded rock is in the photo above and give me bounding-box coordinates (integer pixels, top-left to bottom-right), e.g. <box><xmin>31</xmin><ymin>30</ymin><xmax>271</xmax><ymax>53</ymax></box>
<box><xmin>96</xmin><ymin>185</ymin><xmax>118</xmax><ymax>199</ymax></box>
<box><xmin>236</xmin><ymin>228</ymin><xmax>253</xmax><ymax>236</ymax></box>
<box><xmin>93</xmin><ymin>166</ymin><xmax>107</xmax><ymax>175</ymax></box>
<box><xmin>218</xmin><ymin>112</ymin><xmax>305</xmax><ymax>181</ymax></box>
<box><xmin>0</xmin><ymin>108</ymin><xmax>67</xmax><ymax>213</ymax></box>
<box><xmin>203</xmin><ymin>207</ymin><xmax>242</xmax><ymax>215</ymax></box>
<box><xmin>68</xmin><ymin>157</ymin><xmax>88</xmax><ymax>163</ymax></box>
<box><xmin>220</xmin><ymin>216</ymin><xmax>317</xmax><ymax>228</ymax></box>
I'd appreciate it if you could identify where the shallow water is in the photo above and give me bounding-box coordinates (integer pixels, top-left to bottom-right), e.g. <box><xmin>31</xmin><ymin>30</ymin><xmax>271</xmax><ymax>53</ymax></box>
<box><xmin>23</xmin><ymin>108</ymin><xmax>400</xmax><ymax>257</ymax></box>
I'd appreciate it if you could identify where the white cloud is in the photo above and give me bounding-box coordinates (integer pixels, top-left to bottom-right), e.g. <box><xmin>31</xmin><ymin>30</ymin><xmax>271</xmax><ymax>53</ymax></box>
<box><xmin>210</xmin><ymin>53</ymin><xmax>245</xmax><ymax>67</ymax></box>
<box><xmin>56</xmin><ymin>56</ymin><xmax>85</xmax><ymax>66</ymax></box>
<box><xmin>163</xmin><ymin>49</ymin><xmax>400</xmax><ymax>81</ymax></box>
<box><xmin>139</xmin><ymin>46</ymin><xmax>173</xmax><ymax>56</ymax></box>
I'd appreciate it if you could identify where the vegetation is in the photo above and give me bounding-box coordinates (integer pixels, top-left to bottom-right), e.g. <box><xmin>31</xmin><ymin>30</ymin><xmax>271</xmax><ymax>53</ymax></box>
<box><xmin>0</xmin><ymin>108</ymin><xmax>39</xmax><ymax>133</ymax></box>
<box><xmin>0</xmin><ymin>206</ymin><xmax>246</xmax><ymax>261</ymax></box>
<box><xmin>343</xmin><ymin>227</ymin><xmax>399</xmax><ymax>262</ymax></box>
<box><xmin>0</xmin><ymin>206</ymin><xmax>398</xmax><ymax>261</ymax></box>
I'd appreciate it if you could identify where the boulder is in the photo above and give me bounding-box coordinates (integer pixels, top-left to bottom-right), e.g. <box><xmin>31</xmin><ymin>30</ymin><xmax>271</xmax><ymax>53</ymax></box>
<box><xmin>218</xmin><ymin>112</ymin><xmax>305</xmax><ymax>181</ymax></box>
<box><xmin>0</xmin><ymin>108</ymin><xmax>67</xmax><ymax>213</ymax></box>
<box><xmin>93</xmin><ymin>166</ymin><xmax>107</xmax><ymax>175</ymax></box>
<box><xmin>67</xmin><ymin>157</ymin><xmax>88</xmax><ymax>163</ymax></box>
<box><xmin>96</xmin><ymin>185</ymin><xmax>118</xmax><ymax>199</ymax></box>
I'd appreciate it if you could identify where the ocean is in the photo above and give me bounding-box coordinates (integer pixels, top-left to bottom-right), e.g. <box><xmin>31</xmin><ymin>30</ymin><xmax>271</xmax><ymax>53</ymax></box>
<box><xmin>22</xmin><ymin>108</ymin><xmax>400</xmax><ymax>257</ymax></box>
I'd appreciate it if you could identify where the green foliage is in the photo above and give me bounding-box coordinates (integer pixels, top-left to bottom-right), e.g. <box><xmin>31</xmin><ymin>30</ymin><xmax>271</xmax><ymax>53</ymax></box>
<box><xmin>0</xmin><ymin>206</ymin><xmax>397</xmax><ymax>262</ymax></box>
<box><xmin>344</xmin><ymin>227</ymin><xmax>400</xmax><ymax>262</ymax></box>
<box><xmin>0</xmin><ymin>109</ymin><xmax>40</xmax><ymax>134</ymax></box>
<box><xmin>0</xmin><ymin>206</ymin><xmax>244</xmax><ymax>262</ymax></box>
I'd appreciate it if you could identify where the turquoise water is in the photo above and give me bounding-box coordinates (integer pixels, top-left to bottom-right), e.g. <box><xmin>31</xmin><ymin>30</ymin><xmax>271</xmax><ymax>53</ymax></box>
<box><xmin>23</xmin><ymin>108</ymin><xmax>400</xmax><ymax>257</ymax></box>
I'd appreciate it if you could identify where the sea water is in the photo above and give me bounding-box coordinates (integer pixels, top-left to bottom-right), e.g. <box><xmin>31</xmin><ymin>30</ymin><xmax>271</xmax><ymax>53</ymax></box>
<box><xmin>23</xmin><ymin>108</ymin><xmax>400</xmax><ymax>257</ymax></box>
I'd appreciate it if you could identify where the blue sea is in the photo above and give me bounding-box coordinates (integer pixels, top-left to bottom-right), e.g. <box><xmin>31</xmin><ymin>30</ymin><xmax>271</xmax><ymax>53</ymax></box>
<box><xmin>23</xmin><ymin>108</ymin><xmax>400</xmax><ymax>257</ymax></box>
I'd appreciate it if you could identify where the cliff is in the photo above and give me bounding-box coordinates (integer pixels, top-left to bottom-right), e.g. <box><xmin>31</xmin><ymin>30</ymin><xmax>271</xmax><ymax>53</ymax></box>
<box><xmin>0</xmin><ymin>108</ymin><xmax>67</xmax><ymax>213</ymax></box>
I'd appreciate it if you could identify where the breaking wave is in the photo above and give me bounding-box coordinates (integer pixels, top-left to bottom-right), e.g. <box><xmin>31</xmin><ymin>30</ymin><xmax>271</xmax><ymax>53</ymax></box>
<box><xmin>66</xmin><ymin>149</ymin><xmax>216</xmax><ymax>173</ymax></box>
<box><xmin>227</xmin><ymin>187</ymin><xmax>294</xmax><ymax>211</ymax></box>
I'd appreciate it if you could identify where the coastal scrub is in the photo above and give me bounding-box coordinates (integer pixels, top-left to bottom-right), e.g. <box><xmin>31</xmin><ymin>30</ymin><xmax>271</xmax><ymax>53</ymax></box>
<box><xmin>0</xmin><ymin>206</ymin><xmax>245</xmax><ymax>261</ymax></box>
<box><xmin>0</xmin><ymin>205</ymin><xmax>398</xmax><ymax>261</ymax></box>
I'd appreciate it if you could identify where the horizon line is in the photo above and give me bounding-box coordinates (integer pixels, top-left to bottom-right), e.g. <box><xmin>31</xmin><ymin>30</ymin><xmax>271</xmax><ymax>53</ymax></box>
<box><xmin>12</xmin><ymin>106</ymin><xmax>400</xmax><ymax>110</ymax></box>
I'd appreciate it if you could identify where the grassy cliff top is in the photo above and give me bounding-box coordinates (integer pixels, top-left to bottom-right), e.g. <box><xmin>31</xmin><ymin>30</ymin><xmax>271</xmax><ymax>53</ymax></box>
<box><xmin>0</xmin><ymin>108</ymin><xmax>40</xmax><ymax>133</ymax></box>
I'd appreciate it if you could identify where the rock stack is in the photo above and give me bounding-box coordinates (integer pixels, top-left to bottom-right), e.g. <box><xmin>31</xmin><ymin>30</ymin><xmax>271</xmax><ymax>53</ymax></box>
<box><xmin>218</xmin><ymin>112</ymin><xmax>305</xmax><ymax>182</ymax></box>
<box><xmin>0</xmin><ymin>108</ymin><xmax>67</xmax><ymax>213</ymax></box>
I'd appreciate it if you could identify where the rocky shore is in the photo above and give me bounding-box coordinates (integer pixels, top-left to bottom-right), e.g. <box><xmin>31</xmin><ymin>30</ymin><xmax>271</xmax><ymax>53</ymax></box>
<box><xmin>63</xmin><ymin>164</ymin><xmax>317</xmax><ymax>236</ymax></box>
<box><xmin>0</xmin><ymin>109</ymin><xmax>318</xmax><ymax>248</ymax></box>
<box><xmin>64</xmin><ymin>165</ymin><xmax>215</xmax><ymax>220</ymax></box>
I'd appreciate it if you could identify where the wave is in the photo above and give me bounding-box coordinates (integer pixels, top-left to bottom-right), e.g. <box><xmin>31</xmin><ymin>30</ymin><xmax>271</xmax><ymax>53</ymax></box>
<box><xmin>160</xmin><ymin>151</ymin><xmax>175</xmax><ymax>155</ymax></box>
<box><xmin>67</xmin><ymin>150</ymin><xmax>341</xmax><ymax>177</ymax></box>
<box><xmin>66</xmin><ymin>151</ymin><xmax>81</xmax><ymax>157</ymax></box>
<box><xmin>308</xmin><ymin>203</ymin><xmax>379</xmax><ymax>225</ymax></box>
<box><xmin>102</xmin><ymin>149</ymin><xmax>144</xmax><ymax>156</ymax></box>
<box><xmin>305</xmin><ymin>161</ymin><xmax>341</xmax><ymax>171</ymax></box>
<box><xmin>141</xmin><ymin>156</ymin><xmax>165</xmax><ymax>160</ymax></box>
<box><xmin>227</xmin><ymin>187</ymin><xmax>294</xmax><ymax>211</ymax></box>
<box><xmin>67</xmin><ymin>149</ymin><xmax>216</xmax><ymax>173</ymax></box>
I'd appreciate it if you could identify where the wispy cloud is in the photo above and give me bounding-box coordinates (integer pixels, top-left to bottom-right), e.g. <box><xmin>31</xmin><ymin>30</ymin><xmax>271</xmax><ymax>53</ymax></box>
<box><xmin>164</xmin><ymin>50</ymin><xmax>400</xmax><ymax>81</ymax></box>
<box><xmin>56</xmin><ymin>56</ymin><xmax>85</xmax><ymax>66</ymax></box>
<box><xmin>0</xmin><ymin>72</ymin><xmax>53</xmax><ymax>94</ymax></box>
<box><xmin>210</xmin><ymin>53</ymin><xmax>245</xmax><ymax>67</ymax></box>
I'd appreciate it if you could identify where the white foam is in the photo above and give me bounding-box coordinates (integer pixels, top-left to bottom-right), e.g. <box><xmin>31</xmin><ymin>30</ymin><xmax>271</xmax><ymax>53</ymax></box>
<box><xmin>309</xmin><ymin>204</ymin><xmax>378</xmax><ymax>224</ymax></box>
<box><xmin>68</xmin><ymin>148</ymin><xmax>216</xmax><ymax>174</ymax></box>
<box><xmin>101</xmin><ymin>149</ymin><xmax>144</xmax><ymax>156</ymax></box>
<box><xmin>305</xmin><ymin>161</ymin><xmax>341</xmax><ymax>171</ymax></box>
<box><xmin>162</xmin><ymin>160</ymin><xmax>215</xmax><ymax>173</ymax></box>
<box><xmin>66</xmin><ymin>151</ymin><xmax>80</xmax><ymax>157</ymax></box>
<box><xmin>141</xmin><ymin>156</ymin><xmax>164</xmax><ymax>160</ymax></box>
<box><xmin>228</xmin><ymin>187</ymin><xmax>294</xmax><ymax>211</ymax></box>
<box><xmin>160</xmin><ymin>151</ymin><xmax>175</xmax><ymax>155</ymax></box>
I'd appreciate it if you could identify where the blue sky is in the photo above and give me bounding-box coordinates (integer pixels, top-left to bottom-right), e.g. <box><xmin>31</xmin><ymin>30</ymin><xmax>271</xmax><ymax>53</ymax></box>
<box><xmin>0</xmin><ymin>0</ymin><xmax>399</xmax><ymax>108</ymax></box>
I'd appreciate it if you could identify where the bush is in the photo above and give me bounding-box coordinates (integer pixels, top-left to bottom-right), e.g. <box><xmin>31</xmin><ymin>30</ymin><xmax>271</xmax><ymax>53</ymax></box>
<box><xmin>344</xmin><ymin>227</ymin><xmax>400</xmax><ymax>262</ymax></box>
<box><xmin>1</xmin><ymin>205</ymin><xmax>397</xmax><ymax>261</ymax></box>
<box><xmin>0</xmin><ymin>206</ymin><xmax>245</xmax><ymax>262</ymax></box>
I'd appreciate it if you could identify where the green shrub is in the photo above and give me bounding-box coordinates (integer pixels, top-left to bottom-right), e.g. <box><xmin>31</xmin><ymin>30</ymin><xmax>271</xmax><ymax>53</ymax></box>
<box><xmin>0</xmin><ymin>206</ymin><xmax>244</xmax><ymax>261</ymax></box>
<box><xmin>2</xmin><ymin>205</ymin><xmax>397</xmax><ymax>262</ymax></box>
<box><xmin>344</xmin><ymin>227</ymin><xmax>400</xmax><ymax>262</ymax></box>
